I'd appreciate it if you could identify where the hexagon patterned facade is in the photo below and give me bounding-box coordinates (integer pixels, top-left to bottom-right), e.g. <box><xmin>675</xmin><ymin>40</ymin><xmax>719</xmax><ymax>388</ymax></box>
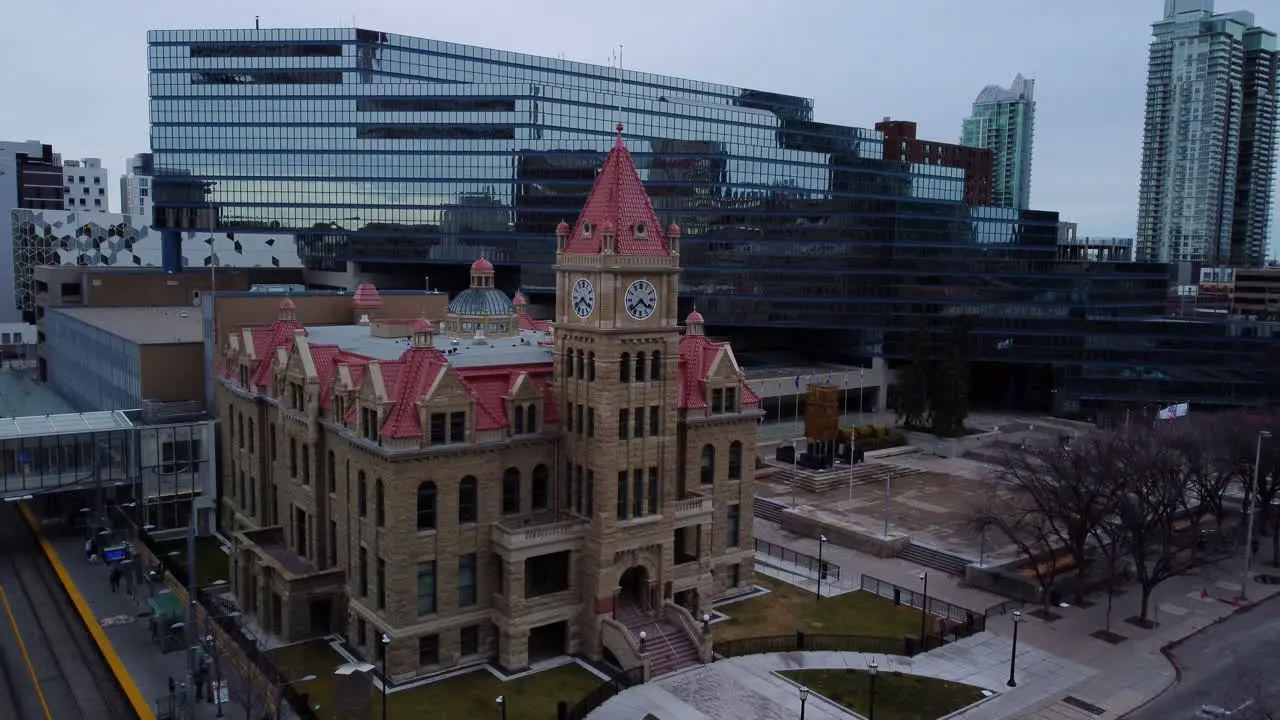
<box><xmin>10</xmin><ymin>209</ymin><xmax>303</xmax><ymax>312</ymax></box>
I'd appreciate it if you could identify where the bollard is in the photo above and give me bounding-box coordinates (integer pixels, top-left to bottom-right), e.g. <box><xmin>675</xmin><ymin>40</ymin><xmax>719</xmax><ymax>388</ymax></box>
<box><xmin>893</xmin><ymin>588</ymin><xmax>901</xmax><ymax>606</ymax></box>
<box><xmin>796</xmin><ymin>630</ymin><xmax>807</xmax><ymax>650</ymax></box>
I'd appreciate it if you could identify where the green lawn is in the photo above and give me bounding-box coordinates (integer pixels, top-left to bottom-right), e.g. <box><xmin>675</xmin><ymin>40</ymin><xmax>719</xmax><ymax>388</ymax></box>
<box><xmin>268</xmin><ymin>640</ymin><xmax>604</xmax><ymax>720</ymax></box>
<box><xmin>780</xmin><ymin>669</ymin><xmax>985</xmax><ymax>720</ymax></box>
<box><xmin>714</xmin><ymin>576</ymin><xmax>925</xmax><ymax>642</ymax></box>
<box><xmin>155</xmin><ymin>536</ymin><xmax>230</xmax><ymax>587</ymax></box>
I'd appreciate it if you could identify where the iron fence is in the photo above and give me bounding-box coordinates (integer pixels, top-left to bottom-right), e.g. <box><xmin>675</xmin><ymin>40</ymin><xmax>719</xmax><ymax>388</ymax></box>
<box><xmin>562</xmin><ymin>665</ymin><xmax>645</xmax><ymax>720</ymax></box>
<box><xmin>754</xmin><ymin>537</ymin><xmax>842</xmax><ymax>583</ymax></box>
<box><xmin>713</xmin><ymin>628</ymin><xmax>973</xmax><ymax>661</ymax></box>
<box><xmin>859</xmin><ymin>574</ymin><xmax>987</xmax><ymax>632</ymax></box>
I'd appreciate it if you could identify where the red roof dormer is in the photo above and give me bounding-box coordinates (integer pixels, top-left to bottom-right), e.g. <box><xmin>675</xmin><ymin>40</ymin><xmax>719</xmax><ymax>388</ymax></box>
<box><xmin>562</xmin><ymin>124</ymin><xmax>671</xmax><ymax>257</ymax></box>
<box><xmin>352</xmin><ymin>283</ymin><xmax>383</xmax><ymax>309</ymax></box>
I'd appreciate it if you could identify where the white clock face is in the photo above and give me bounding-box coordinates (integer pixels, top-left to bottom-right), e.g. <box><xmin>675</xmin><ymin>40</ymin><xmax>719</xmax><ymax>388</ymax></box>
<box><xmin>571</xmin><ymin>278</ymin><xmax>595</xmax><ymax>318</ymax></box>
<box><xmin>624</xmin><ymin>279</ymin><xmax>659</xmax><ymax>321</ymax></box>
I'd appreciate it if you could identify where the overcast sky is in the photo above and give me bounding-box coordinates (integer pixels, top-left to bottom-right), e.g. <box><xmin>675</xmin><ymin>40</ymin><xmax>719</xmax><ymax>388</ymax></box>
<box><xmin>1</xmin><ymin>0</ymin><xmax>1276</xmax><ymax>246</ymax></box>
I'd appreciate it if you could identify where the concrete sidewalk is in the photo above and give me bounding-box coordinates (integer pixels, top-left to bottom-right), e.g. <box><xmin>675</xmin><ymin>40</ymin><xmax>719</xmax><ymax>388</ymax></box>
<box><xmin>592</xmin><ymin>633</ymin><xmax>1094</xmax><ymax>720</ymax></box>
<box><xmin>751</xmin><ymin>518</ymin><xmax>1280</xmax><ymax>719</ymax></box>
<box><xmin>48</xmin><ymin>534</ymin><xmax>252</xmax><ymax>720</ymax></box>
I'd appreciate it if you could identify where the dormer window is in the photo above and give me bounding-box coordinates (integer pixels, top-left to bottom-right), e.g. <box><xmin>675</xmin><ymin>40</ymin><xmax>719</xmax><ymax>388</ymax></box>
<box><xmin>581</xmin><ymin>222</ymin><xmax>593</xmax><ymax>237</ymax></box>
<box><xmin>634</xmin><ymin>223</ymin><xmax>646</xmax><ymax>237</ymax></box>
<box><xmin>289</xmin><ymin>382</ymin><xmax>305</xmax><ymax>412</ymax></box>
<box><xmin>711</xmin><ymin>386</ymin><xmax>739</xmax><ymax>415</ymax></box>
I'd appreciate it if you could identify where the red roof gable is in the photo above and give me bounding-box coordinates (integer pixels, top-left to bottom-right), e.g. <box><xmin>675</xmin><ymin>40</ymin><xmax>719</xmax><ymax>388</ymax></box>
<box><xmin>518</xmin><ymin>311</ymin><xmax>550</xmax><ymax>332</ymax></box>
<box><xmin>247</xmin><ymin>319</ymin><xmax>306</xmax><ymax>390</ymax></box>
<box><xmin>562</xmin><ymin>124</ymin><xmax>671</xmax><ymax>257</ymax></box>
<box><xmin>378</xmin><ymin>346</ymin><xmax>452</xmax><ymax>439</ymax></box>
<box><xmin>677</xmin><ymin>333</ymin><xmax>760</xmax><ymax>409</ymax></box>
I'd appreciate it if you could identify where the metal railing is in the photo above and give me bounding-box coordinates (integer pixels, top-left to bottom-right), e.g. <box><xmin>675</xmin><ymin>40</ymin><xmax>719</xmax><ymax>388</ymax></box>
<box><xmin>712</xmin><ymin>628</ymin><xmax>975</xmax><ymax>661</ymax></box>
<box><xmin>859</xmin><ymin>574</ymin><xmax>987</xmax><ymax>632</ymax></box>
<box><xmin>755</xmin><ymin>537</ymin><xmax>842</xmax><ymax>583</ymax></box>
<box><xmin>561</xmin><ymin>665</ymin><xmax>645</xmax><ymax>720</ymax></box>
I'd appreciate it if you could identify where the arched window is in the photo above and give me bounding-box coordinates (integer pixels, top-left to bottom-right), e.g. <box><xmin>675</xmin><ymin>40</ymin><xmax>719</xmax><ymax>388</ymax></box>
<box><xmin>531</xmin><ymin>464</ymin><xmax>550</xmax><ymax>510</ymax></box>
<box><xmin>576</xmin><ymin>349</ymin><xmax>585</xmax><ymax>380</ymax></box>
<box><xmin>301</xmin><ymin>444</ymin><xmax>311</xmax><ymax>485</ymax></box>
<box><xmin>237</xmin><ymin>414</ymin><xmax>244</xmax><ymax>449</ymax></box>
<box><xmin>417</xmin><ymin>481</ymin><xmax>437</xmax><ymax>531</ymax></box>
<box><xmin>513</xmin><ymin>405</ymin><xmax>525</xmax><ymax>435</ymax></box>
<box><xmin>327</xmin><ymin>450</ymin><xmax>336</xmax><ymax>494</ymax></box>
<box><xmin>357</xmin><ymin>471</ymin><xmax>368</xmax><ymax>517</ymax></box>
<box><xmin>700</xmin><ymin>445</ymin><xmax>716</xmax><ymax>485</ymax></box>
<box><xmin>526</xmin><ymin>403</ymin><xmax>538</xmax><ymax>432</ymax></box>
<box><xmin>502</xmin><ymin>467</ymin><xmax>522</xmax><ymax>515</ymax></box>
<box><xmin>650</xmin><ymin>350</ymin><xmax>661</xmax><ymax>380</ymax></box>
<box><xmin>620</xmin><ymin>353</ymin><xmax>631</xmax><ymax>382</ymax></box>
<box><xmin>458</xmin><ymin>476</ymin><xmax>478</xmax><ymax>524</ymax></box>
<box><xmin>728</xmin><ymin>441</ymin><xmax>743</xmax><ymax>480</ymax></box>
<box><xmin>634</xmin><ymin>352</ymin><xmax>646</xmax><ymax>382</ymax></box>
<box><xmin>247</xmin><ymin>418</ymin><xmax>255</xmax><ymax>452</ymax></box>
<box><xmin>375</xmin><ymin>478</ymin><xmax>386</xmax><ymax>526</ymax></box>
<box><xmin>587</xmin><ymin>352</ymin><xmax>596</xmax><ymax>381</ymax></box>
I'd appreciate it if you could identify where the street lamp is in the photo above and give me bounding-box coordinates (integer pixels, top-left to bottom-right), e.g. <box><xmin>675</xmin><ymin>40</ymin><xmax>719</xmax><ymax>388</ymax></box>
<box><xmin>799</xmin><ymin>686</ymin><xmax>809</xmax><ymax>720</ymax></box>
<box><xmin>380</xmin><ymin>633</ymin><xmax>392</xmax><ymax>720</ymax></box>
<box><xmin>1243</xmin><ymin>430</ymin><xmax>1271</xmax><ymax>601</ymax></box>
<box><xmin>638</xmin><ymin>631</ymin><xmax>647</xmax><ymax>654</ymax></box>
<box><xmin>917</xmin><ymin>570</ymin><xmax>929</xmax><ymax>647</ymax></box>
<box><xmin>496</xmin><ymin>695</ymin><xmax>507</xmax><ymax>720</ymax></box>
<box><xmin>1006</xmin><ymin>610</ymin><xmax>1023</xmax><ymax>687</ymax></box>
<box><xmin>276</xmin><ymin>674</ymin><xmax>317</xmax><ymax>720</ymax></box>
<box><xmin>816</xmin><ymin>534</ymin><xmax>828</xmax><ymax>601</ymax></box>
<box><xmin>791</xmin><ymin>440</ymin><xmax>799</xmax><ymax>507</ymax></box>
<box><xmin>867</xmin><ymin>659</ymin><xmax>879</xmax><ymax>720</ymax></box>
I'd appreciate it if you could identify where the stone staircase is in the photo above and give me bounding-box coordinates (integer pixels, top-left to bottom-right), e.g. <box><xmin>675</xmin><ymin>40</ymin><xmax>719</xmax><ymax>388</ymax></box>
<box><xmin>898</xmin><ymin>541</ymin><xmax>971</xmax><ymax>575</ymax></box>
<box><xmin>752</xmin><ymin>496</ymin><xmax>787</xmax><ymax>523</ymax></box>
<box><xmin>615</xmin><ymin>604</ymin><xmax>701</xmax><ymax>678</ymax></box>
<box><xmin>765</xmin><ymin>460</ymin><xmax>925</xmax><ymax>493</ymax></box>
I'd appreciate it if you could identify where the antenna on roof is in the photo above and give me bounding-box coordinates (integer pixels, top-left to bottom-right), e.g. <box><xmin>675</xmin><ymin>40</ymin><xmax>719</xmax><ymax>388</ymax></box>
<box><xmin>255</xmin><ymin>15</ymin><xmax>260</xmax><ymax>30</ymax></box>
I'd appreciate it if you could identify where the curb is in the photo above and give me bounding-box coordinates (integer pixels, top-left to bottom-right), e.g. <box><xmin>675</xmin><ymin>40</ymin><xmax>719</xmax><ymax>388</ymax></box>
<box><xmin>1121</xmin><ymin>590</ymin><xmax>1280</xmax><ymax>717</ymax></box>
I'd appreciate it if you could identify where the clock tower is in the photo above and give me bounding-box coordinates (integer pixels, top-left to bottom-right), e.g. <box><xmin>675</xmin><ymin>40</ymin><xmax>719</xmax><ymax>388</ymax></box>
<box><xmin>553</xmin><ymin>124</ymin><xmax>689</xmax><ymax>650</ymax></box>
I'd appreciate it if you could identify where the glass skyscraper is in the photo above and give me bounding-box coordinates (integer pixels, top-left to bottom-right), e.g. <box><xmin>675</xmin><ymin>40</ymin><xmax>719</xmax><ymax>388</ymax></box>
<box><xmin>146</xmin><ymin>28</ymin><xmax>1279</xmax><ymax>412</ymax></box>
<box><xmin>959</xmin><ymin>75</ymin><xmax>1036</xmax><ymax>210</ymax></box>
<box><xmin>1136</xmin><ymin>0</ymin><xmax>1278</xmax><ymax>266</ymax></box>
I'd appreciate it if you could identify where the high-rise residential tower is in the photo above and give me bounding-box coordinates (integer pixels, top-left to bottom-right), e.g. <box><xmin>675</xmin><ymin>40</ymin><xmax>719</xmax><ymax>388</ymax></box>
<box><xmin>61</xmin><ymin>157</ymin><xmax>109</xmax><ymax>212</ymax></box>
<box><xmin>1136</xmin><ymin>0</ymin><xmax>1278</xmax><ymax>266</ymax></box>
<box><xmin>960</xmin><ymin>74</ymin><xmax>1036</xmax><ymax>209</ymax></box>
<box><xmin>120</xmin><ymin>152</ymin><xmax>154</xmax><ymax>217</ymax></box>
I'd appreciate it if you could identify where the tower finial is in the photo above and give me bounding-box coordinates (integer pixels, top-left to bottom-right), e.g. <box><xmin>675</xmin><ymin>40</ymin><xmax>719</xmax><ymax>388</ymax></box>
<box><xmin>616</xmin><ymin>123</ymin><xmax>624</xmax><ymax>145</ymax></box>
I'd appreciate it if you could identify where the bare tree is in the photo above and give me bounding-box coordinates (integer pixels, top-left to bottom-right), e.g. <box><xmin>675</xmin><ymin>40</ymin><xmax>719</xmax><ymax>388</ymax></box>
<box><xmin>1167</xmin><ymin>412</ymin><xmax>1252</xmax><ymax>532</ymax></box>
<box><xmin>972</xmin><ymin>496</ymin><xmax>1065</xmax><ymax>612</ymax></box>
<box><xmin>988</xmin><ymin>432</ymin><xmax>1117</xmax><ymax>602</ymax></box>
<box><xmin>1111</xmin><ymin>425</ymin><xmax>1210</xmax><ymax>624</ymax></box>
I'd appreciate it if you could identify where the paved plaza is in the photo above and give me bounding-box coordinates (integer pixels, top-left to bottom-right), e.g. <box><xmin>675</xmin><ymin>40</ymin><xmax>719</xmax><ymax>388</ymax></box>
<box><xmin>592</xmin><ymin>634</ymin><xmax>1093</xmax><ymax>720</ymax></box>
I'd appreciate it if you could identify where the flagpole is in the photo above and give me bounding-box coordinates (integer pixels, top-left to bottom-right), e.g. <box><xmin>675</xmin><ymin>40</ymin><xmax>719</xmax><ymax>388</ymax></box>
<box><xmin>842</xmin><ymin>373</ymin><xmax>849</xmax><ymax>426</ymax></box>
<box><xmin>858</xmin><ymin>367</ymin><xmax>865</xmax><ymax>428</ymax></box>
<box><xmin>794</xmin><ymin>376</ymin><xmax>802</xmax><ymax>436</ymax></box>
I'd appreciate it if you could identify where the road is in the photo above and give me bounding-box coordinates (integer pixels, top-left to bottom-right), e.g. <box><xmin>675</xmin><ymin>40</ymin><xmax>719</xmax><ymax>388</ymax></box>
<box><xmin>1130</xmin><ymin>595</ymin><xmax>1280</xmax><ymax>719</ymax></box>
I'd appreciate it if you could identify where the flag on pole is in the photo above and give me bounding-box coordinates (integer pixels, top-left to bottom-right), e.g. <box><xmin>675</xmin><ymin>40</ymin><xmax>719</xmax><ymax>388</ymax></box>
<box><xmin>1156</xmin><ymin>403</ymin><xmax>1190</xmax><ymax>420</ymax></box>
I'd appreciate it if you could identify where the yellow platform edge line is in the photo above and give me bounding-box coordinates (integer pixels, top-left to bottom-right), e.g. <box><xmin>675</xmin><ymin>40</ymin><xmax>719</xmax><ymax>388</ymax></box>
<box><xmin>0</xmin><ymin>585</ymin><xmax>54</xmax><ymax>720</ymax></box>
<box><xmin>18</xmin><ymin>502</ymin><xmax>156</xmax><ymax>720</ymax></box>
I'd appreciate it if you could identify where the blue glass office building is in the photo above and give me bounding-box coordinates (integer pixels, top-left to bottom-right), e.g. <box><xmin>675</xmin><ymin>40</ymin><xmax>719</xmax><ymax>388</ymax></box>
<box><xmin>146</xmin><ymin>28</ymin><xmax>1278</xmax><ymax>412</ymax></box>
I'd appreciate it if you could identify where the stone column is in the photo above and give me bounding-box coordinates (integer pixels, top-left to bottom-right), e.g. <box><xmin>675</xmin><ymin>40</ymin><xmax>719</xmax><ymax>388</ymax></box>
<box><xmin>499</xmin><ymin>627</ymin><xmax>530</xmax><ymax>672</ymax></box>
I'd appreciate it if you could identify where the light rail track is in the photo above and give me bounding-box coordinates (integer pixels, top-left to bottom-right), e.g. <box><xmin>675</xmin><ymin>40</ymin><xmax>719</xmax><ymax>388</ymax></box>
<box><xmin>0</xmin><ymin>502</ymin><xmax>136</xmax><ymax>719</ymax></box>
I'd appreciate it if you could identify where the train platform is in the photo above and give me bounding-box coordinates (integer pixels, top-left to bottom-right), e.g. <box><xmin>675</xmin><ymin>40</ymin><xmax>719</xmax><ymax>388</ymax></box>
<box><xmin>21</xmin><ymin>507</ymin><xmax>250</xmax><ymax>720</ymax></box>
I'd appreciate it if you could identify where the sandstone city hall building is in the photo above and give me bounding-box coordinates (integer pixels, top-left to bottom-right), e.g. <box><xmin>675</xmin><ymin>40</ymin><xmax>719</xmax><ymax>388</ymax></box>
<box><xmin>216</xmin><ymin>125</ymin><xmax>762</xmax><ymax>681</ymax></box>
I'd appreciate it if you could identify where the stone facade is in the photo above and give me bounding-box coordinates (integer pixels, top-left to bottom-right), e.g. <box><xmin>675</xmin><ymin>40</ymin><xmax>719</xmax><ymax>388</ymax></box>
<box><xmin>214</xmin><ymin>131</ymin><xmax>761</xmax><ymax>682</ymax></box>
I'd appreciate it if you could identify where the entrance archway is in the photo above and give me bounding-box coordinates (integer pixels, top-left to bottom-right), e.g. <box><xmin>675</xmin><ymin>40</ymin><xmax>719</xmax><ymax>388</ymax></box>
<box><xmin>618</xmin><ymin>566</ymin><xmax>649</xmax><ymax>610</ymax></box>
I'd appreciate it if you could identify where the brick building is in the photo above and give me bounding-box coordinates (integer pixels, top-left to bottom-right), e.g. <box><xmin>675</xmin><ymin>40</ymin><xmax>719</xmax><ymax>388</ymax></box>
<box><xmin>875</xmin><ymin>118</ymin><xmax>995</xmax><ymax>206</ymax></box>
<box><xmin>215</xmin><ymin>127</ymin><xmax>762</xmax><ymax>681</ymax></box>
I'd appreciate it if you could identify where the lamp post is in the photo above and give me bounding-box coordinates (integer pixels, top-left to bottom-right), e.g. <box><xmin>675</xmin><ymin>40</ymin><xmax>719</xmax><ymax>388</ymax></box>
<box><xmin>1006</xmin><ymin>610</ymin><xmax>1023</xmax><ymax>687</ymax></box>
<box><xmin>867</xmin><ymin>659</ymin><xmax>878</xmax><ymax>720</ymax></box>
<box><xmin>917</xmin><ymin>571</ymin><xmax>929</xmax><ymax>646</ymax></box>
<box><xmin>276</xmin><ymin>674</ymin><xmax>317</xmax><ymax>720</ymax></box>
<box><xmin>1242</xmin><ymin>430</ymin><xmax>1271</xmax><ymax>601</ymax></box>
<box><xmin>816</xmin><ymin>534</ymin><xmax>827</xmax><ymax>601</ymax></box>
<box><xmin>380</xmin><ymin>633</ymin><xmax>392</xmax><ymax>720</ymax></box>
<box><xmin>882</xmin><ymin>473</ymin><xmax>893</xmax><ymax>539</ymax></box>
<box><xmin>799</xmin><ymin>687</ymin><xmax>809</xmax><ymax>720</ymax></box>
<box><xmin>496</xmin><ymin>694</ymin><xmax>508</xmax><ymax>720</ymax></box>
<box><xmin>791</xmin><ymin>440</ymin><xmax>799</xmax><ymax>507</ymax></box>
<box><xmin>638</xmin><ymin>630</ymin><xmax>647</xmax><ymax>655</ymax></box>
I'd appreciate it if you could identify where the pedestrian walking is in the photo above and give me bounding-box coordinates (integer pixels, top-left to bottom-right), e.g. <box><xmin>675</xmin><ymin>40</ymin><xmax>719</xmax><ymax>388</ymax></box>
<box><xmin>84</xmin><ymin>537</ymin><xmax>93</xmax><ymax>561</ymax></box>
<box><xmin>109</xmin><ymin>564</ymin><xmax>123</xmax><ymax>593</ymax></box>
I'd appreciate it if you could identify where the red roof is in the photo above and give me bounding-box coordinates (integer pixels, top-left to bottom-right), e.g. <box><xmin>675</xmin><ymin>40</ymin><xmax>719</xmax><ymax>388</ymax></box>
<box><xmin>352</xmin><ymin>283</ymin><xmax>383</xmax><ymax>308</ymax></box>
<box><xmin>562</xmin><ymin>124</ymin><xmax>671</xmax><ymax>257</ymax></box>
<box><xmin>685</xmin><ymin>310</ymin><xmax>704</xmax><ymax>324</ymax></box>
<box><xmin>246</xmin><ymin>319</ymin><xmax>306</xmax><ymax>389</ymax></box>
<box><xmin>377</xmin><ymin>345</ymin><xmax>453</xmax><ymax>439</ymax></box>
<box><xmin>517</xmin><ymin>311</ymin><xmax>550</xmax><ymax>332</ymax></box>
<box><xmin>677</xmin><ymin>333</ymin><xmax>760</xmax><ymax>410</ymax></box>
<box><xmin>471</xmin><ymin>257</ymin><xmax>494</xmax><ymax>273</ymax></box>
